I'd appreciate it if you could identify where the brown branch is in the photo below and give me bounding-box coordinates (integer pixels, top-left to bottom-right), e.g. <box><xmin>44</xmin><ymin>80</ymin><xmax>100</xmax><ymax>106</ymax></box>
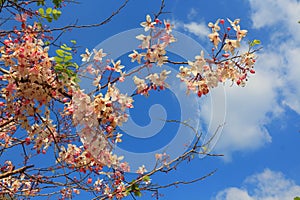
<box><xmin>0</xmin><ymin>67</ymin><xmax>9</xmax><ymax>75</ymax></box>
<box><xmin>48</xmin><ymin>0</ymin><xmax>129</xmax><ymax>32</ymax></box>
<box><xmin>0</xmin><ymin>165</ymin><xmax>34</xmax><ymax>179</ymax></box>
<box><xmin>97</xmin><ymin>121</ymin><xmax>222</xmax><ymax>200</ymax></box>
<box><xmin>153</xmin><ymin>0</ymin><xmax>170</xmax><ymax>20</ymax></box>
<box><xmin>148</xmin><ymin>169</ymin><xmax>217</xmax><ymax>190</ymax></box>
<box><xmin>0</xmin><ymin>0</ymin><xmax>129</xmax><ymax>36</ymax></box>
<box><xmin>0</xmin><ymin>118</ymin><xmax>15</xmax><ymax>129</ymax></box>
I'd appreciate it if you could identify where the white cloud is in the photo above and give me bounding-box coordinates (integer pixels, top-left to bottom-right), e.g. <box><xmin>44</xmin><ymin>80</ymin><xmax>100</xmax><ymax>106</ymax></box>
<box><xmin>173</xmin><ymin>19</ymin><xmax>209</xmax><ymax>40</ymax></box>
<box><xmin>250</xmin><ymin>0</ymin><xmax>300</xmax><ymax>33</ymax></box>
<box><xmin>200</xmin><ymin>59</ymin><xmax>282</xmax><ymax>159</ymax></box>
<box><xmin>187</xmin><ymin>8</ymin><xmax>198</xmax><ymax>20</ymax></box>
<box><xmin>215</xmin><ymin>188</ymin><xmax>254</xmax><ymax>200</ymax></box>
<box><xmin>250</xmin><ymin>0</ymin><xmax>286</xmax><ymax>29</ymax></box>
<box><xmin>249</xmin><ymin>0</ymin><xmax>300</xmax><ymax>115</ymax></box>
<box><xmin>183</xmin><ymin>21</ymin><xmax>210</xmax><ymax>40</ymax></box>
<box><xmin>172</xmin><ymin>7</ymin><xmax>209</xmax><ymax>40</ymax></box>
<box><xmin>280</xmin><ymin>44</ymin><xmax>300</xmax><ymax>114</ymax></box>
<box><xmin>214</xmin><ymin>169</ymin><xmax>300</xmax><ymax>200</ymax></box>
<box><xmin>172</xmin><ymin>0</ymin><xmax>300</xmax><ymax>158</ymax></box>
<box><xmin>198</xmin><ymin>0</ymin><xmax>300</xmax><ymax>159</ymax></box>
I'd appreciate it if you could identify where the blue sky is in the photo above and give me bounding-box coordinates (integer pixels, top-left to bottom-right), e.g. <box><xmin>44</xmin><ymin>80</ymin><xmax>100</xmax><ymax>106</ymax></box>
<box><xmin>9</xmin><ymin>0</ymin><xmax>300</xmax><ymax>199</ymax></box>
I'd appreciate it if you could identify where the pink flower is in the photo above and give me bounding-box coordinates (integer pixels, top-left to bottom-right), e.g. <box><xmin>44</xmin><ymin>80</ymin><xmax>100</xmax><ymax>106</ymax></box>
<box><xmin>136</xmin><ymin>34</ymin><xmax>151</xmax><ymax>49</ymax></box>
<box><xmin>6</xmin><ymin>83</ymin><xmax>16</xmax><ymax>94</ymax></box>
<box><xmin>15</xmin><ymin>13</ymin><xmax>28</xmax><ymax>22</ymax></box>
<box><xmin>93</xmin><ymin>48</ymin><xmax>107</xmax><ymax>62</ymax></box>
<box><xmin>80</xmin><ymin>48</ymin><xmax>91</xmax><ymax>62</ymax></box>
<box><xmin>208</xmin><ymin>19</ymin><xmax>221</xmax><ymax>32</ymax></box>
<box><xmin>208</xmin><ymin>32</ymin><xmax>221</xmax><ymax>47</ymax></box>
<box><xmin>140</xmin><ymin>15</ymin><xmax>156</xmax><ymax>31</ymax></box>
<box><xmin>128</xmin><ymin>50</ymin><xmax>143</xmax><ymax>64</ymax></box>
<box><xmin>164</xmin><ymin>20</ymin><xmax>173</xmax><ymax>34</ymax></box>
<box><xmin>136</xmin><ymin>165</ymin><xmax>147</xmax><ymax>174</ymax></box>
<box><xmin>111</xmin><ymin>60</ymin><xmax>124</xmax><ymax>73</ymax></box>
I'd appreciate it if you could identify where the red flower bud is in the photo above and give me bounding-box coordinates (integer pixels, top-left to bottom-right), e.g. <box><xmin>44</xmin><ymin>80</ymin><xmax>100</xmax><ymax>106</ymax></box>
<box><xmin>87</xmin><ymin>177</ymin><xmax>92</xmax><ymax>184</ymax></box>
<box><xmin>25</xmin><ymin>137</ymin><xmax>31</xmax><ymax>145</ymax></box>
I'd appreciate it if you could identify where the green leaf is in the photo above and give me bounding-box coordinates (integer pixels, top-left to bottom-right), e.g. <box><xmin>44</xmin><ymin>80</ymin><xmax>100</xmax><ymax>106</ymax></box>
<box><xmin>0</xmin><ymin>0</ymin><xmax>6</xmax><ymax>6</ymax></box>
<box><xmin>294</xmin><ymin>197</ymin><xmax>300</xmax><ymax>200</ymax></box>
<box><xmin>53</xmin><ymin>9</ymin><xmax>61</xmax><ymax>16</ymax></box>
<box><xmin>46</xmin><ymin>7</ymin><xmax>52</xmax><ymax>15</ymax></box>
<box><xmin>65</xmin><ymin>69</ymin><xmax>73</xmax><ymax>77</ymax></box>
<box><xmin>72</xmin><ymin>62</ymin><xmax>79</xmax><ymax>69</ymax></box>
<box><xmin>56</xmin><ymin>49</ymin><xmax>65</xmax><ymax>57</ymax></box>
<box><xmin>37</xmin><ymin>22</ymin><xmax>43</xmax><ymax>29</ymax></box>
<box><xmin>54</xmin><ymin>56</ymin><xmax>64</xmax><ymax>63</ymax></box>
<box><xmin>52</xmin><ymin>0</ymin><xmax>62</xmax><ymax>7</ymax></box>
<box><xmin>46</xmin><ymin>16</ymin><xmax>53</xmax><ymax>23</ymax></box>
<box><xmin>64</xmin><ymin>55</ymin><xmax>73</xmax><ymax>62</ymax></box>
<box><xmin>37</xmin><ymin>1</ymin><xmax>45</xmax><ymax>6</ymax></box>
<box><xmin>131</xmin><ymin>183</ymin><xmax>141</xmax><ymax>196</ymax></box>
<box><xmin>134</xmin><ymin>190</ymin><xmax>142</xmax><ymax>197</ymax></box>
<box><xmin>52</xmin><ymin>9</ymin><xmax>62</xmax><ymax>20</ymax></box>
<box><xmin>191</xmin><ymin>154</ymin><xmax>195</xmax><ymax>159</ymax></box>
<box><xmin>63</xmin><ymin>51</ymin><xmax>72</xmax><ymax>56</ymax></box>
<box><xmin>56</xmin><ymin>10</ymin><xmax>62</xmax><ymax>17</ymax></box>
<box><xmin>253</xmin><ymin>39</ymin><xmax>261</xmax><ymax>45</ymax></box>
<box><xmin>70</xmin><ymin>40</ymin><xmax>77</xmax><ymax>44</ymax></box>
<box><xmin>64</xmin><ymin>62</ymin><xmax>73</xmax><ymax>67</ymax></box>
<box><xmin>38</xmin><ymin>8</ymin><xmax>44</xmax><ymax>15</ymax></box>
<box><xmin>54</xmin><ymin>64</ymin><xmax>64</xmax><ymax>71</ymax></box>
<box><xmin>143</xmin><ymin>175</ymin><xmax>150</xmax><ymax>182</ymax></box>
<box><xmin>73</xmin><ymin>76</ymin><xmax>80</xmax><ymax>83</ymax></box>
<box><xmin>250</xmin><ymin>39</ymin><xmax>261</xmax><ymax>47</ymax></box>
<box><xmin>60</xmin><ymin>44</ymin><xmax>72</xmax><ymax>51</ymax></box>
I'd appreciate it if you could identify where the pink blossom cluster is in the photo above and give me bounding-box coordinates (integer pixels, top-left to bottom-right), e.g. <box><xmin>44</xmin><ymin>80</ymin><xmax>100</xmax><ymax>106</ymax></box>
<box><xmin>126</xmin><ymin>16</ymin><xmax>257</xmax><ymax>97</ymax></box>
<box><xmin>0</xmin><ymin>161</ymin><xmax>38</xmax><ymax>196</ymax></box>
<box><xmin>0</xmin><ymin>11</ymin><xmax>259</xmax><ymax>199</ymax></box>
<box><xmin>178</xmin><ymin>18</ymin><xmax>256</xmax><ymax>96</ymax></box>
<box><xmin>0</xmin><ymin>23</ymin><xmax>74</xmax><ymax>151</ymax></box>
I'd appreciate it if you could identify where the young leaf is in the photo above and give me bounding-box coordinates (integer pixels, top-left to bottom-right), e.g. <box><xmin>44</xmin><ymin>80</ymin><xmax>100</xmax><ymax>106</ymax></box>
<box><xmin>64</xmin><ymin>55</ymin><xmax>73</xmax><ymax>62</ymax></box>
<box><xmin>54</xmin><ymin>56</ymin><xmax>64</xmax><ymax>63</ymax></box>
<box><xmin>52</xmin><ymin>9</ymin><xmax>62</xmax><ymax>20</ymax></box>
<box><xmin>143</xmin><ymin>175</ymin><xmax>150</xmax><ymax>182</ymax></box>
<box><xmin>134</xmin><ymin>190</ymin><xmax>142</xmax><ymax>197</ymax></box>
<box><xmin>253</xmin><ymin>39</ymin><xmax>261</xmax><ymax>45</ymax></box>
<box><xmin>46</xmin><ymin>7</ymin><xmax>52</xmax><ymax>15</ymax></box>
<box><xmin>70</xmin><ymin>40</ymin><xmax>77</xmax><ymax>44</ymax></box>
<box><xmin>38</xmin><ymin>8</ymin><xmax>44</xmax><ymax>15</ymax></box>
<box><xmin>56</xmin><ymin>49</ymin><xmax>65</xmax><ymax>57</ymax></box>
<box><xmin>46</xmin><ymin>16</ymin><xmax>53</xmax><ymax>23</ymax></box>
<box><xmin>60</xmin><ymin>44</ymin><xmax>72</xmax><ymax>51</ymax></box>
<box><xmin>250</xmin><ymin>39</ymin><xmax>261</xmax><ymax>47</ymax></box>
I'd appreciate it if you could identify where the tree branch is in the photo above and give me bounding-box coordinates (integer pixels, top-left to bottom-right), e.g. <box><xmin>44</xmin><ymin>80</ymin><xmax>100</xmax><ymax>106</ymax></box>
<box><xmin>0</xmin><ymin>165</ymin><xmax>34</xmax><ymax>179</ymax></box>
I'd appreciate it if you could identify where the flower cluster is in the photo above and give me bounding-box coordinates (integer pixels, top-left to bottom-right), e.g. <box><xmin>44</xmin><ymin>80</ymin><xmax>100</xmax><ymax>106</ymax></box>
<box><xmin>127</xmin><ymin>15</ymin><xmax>176</xmax><ymax>95</ymax></box>
<box><xmin>65</xmin><ymin>87</ymin><xmax>131</xmax><ymax>170</ymax></box>
<box><xmin>0</xmin><ymin>9</ymin><xmax>259</xmax><ymax>199</ymax></box>
<box><xmin>177</xmin><ymin>18</ymin><xmax>257</xmax><ymax>96</ymax></box>
<box><xmin>0</xmin><ymin>23</ymin><xmax>75</xmax><ymax>151</ymax></box>
<box><xmin>128</xmin><ymin>16</ymin><xmax>257</xmax><ymax>98</ymax></box>
<box><xmin>0</xmin><ymin>161</ymin><xmax>38</xmax><ymax>197</ymax></box>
